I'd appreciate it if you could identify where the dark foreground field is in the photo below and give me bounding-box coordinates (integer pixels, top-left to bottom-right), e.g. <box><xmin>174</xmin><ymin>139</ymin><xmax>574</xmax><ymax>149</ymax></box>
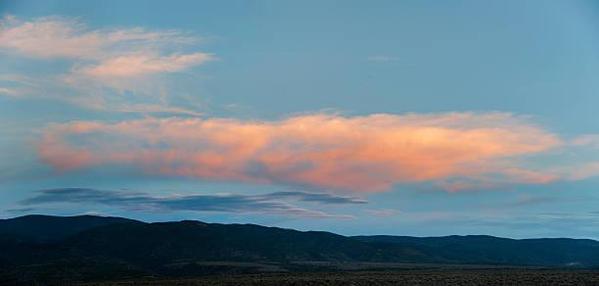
<box><xmin>78</xmin><ymin>270</ymin><xmax>599</xmax><ymax>286</ymax></box>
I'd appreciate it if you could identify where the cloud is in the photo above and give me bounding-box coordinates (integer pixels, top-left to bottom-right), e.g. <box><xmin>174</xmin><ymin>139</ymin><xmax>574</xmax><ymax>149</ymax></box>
<box><xmin>66</xmin><ymin>52</ymin><xmax>214</xmax><ymax>91</ymax></box>
<box><xmin>5</xmin><ymin>207</ymin><xmax>35</xmax><ymax>214</ymax></box>
<box><xmin>0</xmin><ymin>87</ymin><xmax>19</xmax><ymax>97</ymax></box>
<box><xmin>0</xmin><ymin>15</ymin><xmax>192</xmax><ymax>60</ymax></box>
<box><xmin>507</xmin><ymin>195</ymin><xmax>557</xmax><ymax>207</ymax></box>
<box><xmin>563</xmin><ymin>162</ymin><xmax>599</xmax><ymax>181</ymax></box>
<box><xmin>366</xmin><ymin>209</ymin><xmax>400</xmax><ymax>217</ymax></box>
<box><xmin>0</xmin><ymin>15</ymin><xmax>212</xmax><ymax>78</ymax></box>
<box><xmin>21</xmin><ymin>188</ymin><xmax>359</xmax><ymax>219</ymax></box>
<box><xmin>38</xmin><ymin>112</ymin><xmax>563</xmax><ymax>192</ymax></box>
<box><xmin>78</xmin><ymin>52</ymin><xmax>213</xmax><ymax>78</ymax></box>
<box><xmin>0</xmin><ymin>15</ymin><xmax>212</xmax><ymax>114</ymax></box>
<box><xmin>571</xmin><ymin>135</ymin><xmax>599</xmax><ymax>149</ymax></box>
<box><xmin>263</xmin><ymin>191</ymin><xmax>367</xmax><ymax>204</ymax></box>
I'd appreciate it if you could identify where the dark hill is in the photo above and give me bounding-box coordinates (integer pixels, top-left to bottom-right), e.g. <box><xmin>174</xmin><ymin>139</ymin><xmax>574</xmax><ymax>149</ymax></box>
<box><xmin>353</xmin><ymin>235</ymin><xmax>599</xmax><ymax>267</ymax></box>
<box><xmin>0</xmin><ymin>214</ymin><xmax>140</xmax><ymax>242</ymax></box>
<box><xmin>1</xmin><ymin>215</ymin><xmax>599</xmax><ymax>282</ymax></box>
<box><xmin>60</xmin><ymin>220</ymin><xmax>435</xmax><ymax>267</ymax></box>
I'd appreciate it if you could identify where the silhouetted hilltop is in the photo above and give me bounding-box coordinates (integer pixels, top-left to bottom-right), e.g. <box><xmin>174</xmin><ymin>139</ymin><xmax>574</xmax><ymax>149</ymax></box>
<box><xmin>1</xmin><ymin>215</ymin><xmax>598</xmax><ymax>283</ymax></box>
<box><xmin>0</xmin><ymin>214</ymin><xmax>140</xmax><ymax>242</ymax></box>
<box><xmin>353</xmin><ymin>235</ymin><xmax>599</xmax><ymax>267</ymax></box>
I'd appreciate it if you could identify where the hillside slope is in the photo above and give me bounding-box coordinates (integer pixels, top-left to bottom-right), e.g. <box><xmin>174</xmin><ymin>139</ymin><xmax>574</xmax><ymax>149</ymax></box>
<box><xmin>1</xmin><ymin>215</ymin><xmax>598</xmax><ymax>282</ymax></box>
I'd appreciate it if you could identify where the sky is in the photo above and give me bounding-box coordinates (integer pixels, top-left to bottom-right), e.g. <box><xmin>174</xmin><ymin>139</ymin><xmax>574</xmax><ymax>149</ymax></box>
<box><xmin>2</xmin><ymin>0</ymin><xmax>599</xmax><ymax>239</ymax></box>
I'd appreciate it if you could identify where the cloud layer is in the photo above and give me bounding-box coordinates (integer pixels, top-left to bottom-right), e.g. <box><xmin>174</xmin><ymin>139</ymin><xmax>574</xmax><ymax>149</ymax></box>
<box><xmin>21</xmin><ymin>188</ymin><xmax>362</xmax><ymax>219</ymax></box>
<box><xmin>39</xmin><ymin>112</ymin><xmax>562</xmax><ymax>192</ymax></box>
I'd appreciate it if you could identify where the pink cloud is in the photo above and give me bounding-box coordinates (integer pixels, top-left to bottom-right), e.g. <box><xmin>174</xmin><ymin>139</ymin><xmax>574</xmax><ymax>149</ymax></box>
<box><xmin>560</xmin><ymin>162</ymin><xmax>599</xmax><ymax>181</ymax></box>
<box><xmin>79</xmin><ymin>52</ymin><xmax>213</xmax><ymax>78</ymax></box>
<box><xmin>1</xmin><ymin>15</ymin><xmax>211</xmax><ymax>114</ymax></box>
<box><xmin>0</xmin><ymin>16</ymin><xmax>192</xmax><ymax>60</ymax></box>
<box><xmin>571</xmin><ymin>134</ymin><xmax>599</xmax><ymax>149</ymax></box>
<box><xmin>38</xmin><ymin>113</ymin><xmax>562</xmax><ymax>192</ymax></box>
<box><xmin>0</xmin><ymin>15</ymin><xmax>211</xmax><ymax>79</ymax></box>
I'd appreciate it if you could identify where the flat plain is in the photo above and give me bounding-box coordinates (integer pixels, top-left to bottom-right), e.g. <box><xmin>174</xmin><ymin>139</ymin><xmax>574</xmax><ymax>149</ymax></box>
<box><xmin>78</xmin><ymin>269</ymin><xmax>599</xmax><ymax>286</ymax></box>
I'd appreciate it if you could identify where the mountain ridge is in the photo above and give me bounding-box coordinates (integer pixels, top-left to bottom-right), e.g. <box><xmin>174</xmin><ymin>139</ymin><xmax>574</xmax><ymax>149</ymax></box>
<box><xmin>1</xmin><ymin>214</ymin><xmax>598</xmax><ymax>282</ymax></box>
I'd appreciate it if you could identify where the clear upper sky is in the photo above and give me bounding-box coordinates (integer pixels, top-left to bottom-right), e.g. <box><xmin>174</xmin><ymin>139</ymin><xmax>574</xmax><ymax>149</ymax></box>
<box><xmin>2</xmin><ymin>0</ymin><xmax>599</xmax><ymax>238</ymax></box>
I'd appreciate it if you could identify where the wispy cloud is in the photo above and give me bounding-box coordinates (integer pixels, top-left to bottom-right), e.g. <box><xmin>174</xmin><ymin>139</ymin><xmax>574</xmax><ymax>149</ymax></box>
<box><xmin>0</xmin><ymin>15</ymin><xmax>194</xmax><ymax>60</ymax></box>
<box><xmin>79</xmin><ymin>53</ymin><xmax>213</xmax><ymax>78</ymax></box>
<box><xmin>0</xmin><ymin>15</ymin><xmax>212</xmax><ymax>114</ymax></box>
<box><xmin>507</xmin><ymin>195</ymin><xmax>558</xmax><ymax>207</ymax></box>
<box><xmin>0</xmin><ymin>87</ymin><xmax>19</xmax><ymax>97</ymax></box>
<box><xmin>65</xmin><ymin>52</ymin><xmax>214</xmax><ymax>93</ymax></box>
<box><xmin>21</xmin><ymin>188</ymin><xmax>360</xmax><ymax>219</ymax></box>
<box><xmin>562</xmin><ymin>162</ymin><xmax>599</xmax><ymax>181</ymax></box>
<box><xmin>571</xmin><ymin>134</ymin><xmax>599</xmax><ymax>149</ymax></box>
<box><xmin>263</xmin><ymin>191</ymin><xmax>367</xmax><ymax>204</ymax></box>
<box><xmin>366</xmin><ymin>209</ymin><xmax>400</xmax><ymax>217</ymax></box>
<box><xmin>38</xmin><ymin>112</ymin><xmax>563</xmax><ymax>192</ymax></box>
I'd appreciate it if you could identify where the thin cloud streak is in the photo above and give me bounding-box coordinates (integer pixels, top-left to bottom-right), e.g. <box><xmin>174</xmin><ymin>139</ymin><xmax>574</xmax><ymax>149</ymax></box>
<box><xmin>79</xmin><ymin>53</ymin><xmax>213</xmax><ymax>78</ymax></box>
<box><xmin>366</xmin><ymin>209</ymin><xmax>400</xmax><ymax>217</ymax></box>
<box><xmin>265</xmin><ymin>191</ymin><xmax>367</xmax><ymax>204</ymax></box>
<box><xmin>0</xmin><ymin>15</ymin><xmax>194</xmax><ymax>60</ymax></box>
<box><xmin>21</xmin><ymin>188</ymin><xmax>360</xmax><ymax>219</ymax></box>
<box><xmin>571</xmin><ymin>135</ymin><xmax>599</xmax><ymax>149</ymax></box>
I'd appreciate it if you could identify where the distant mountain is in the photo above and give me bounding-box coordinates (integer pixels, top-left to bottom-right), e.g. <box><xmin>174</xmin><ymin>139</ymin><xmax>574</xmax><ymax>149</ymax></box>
<box><xmin>1</xmin><ymin>215</ymin><xmax>598</xmax><ymax>283</ymax></box>
<box><xmin>353</xmin><ymin>235</ymin><xmax>599</xmax><ymax>267</ymax></box>
<box><xmin>0</xmin><ymin>214</ymin><xmax>140</xmax><ymax>242</ymax></box>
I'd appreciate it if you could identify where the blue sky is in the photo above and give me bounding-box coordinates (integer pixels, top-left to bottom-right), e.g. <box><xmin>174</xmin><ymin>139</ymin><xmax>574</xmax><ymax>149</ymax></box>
<box><xmin>2</xmin><ymin>0</ymin><xmax>599</xmax><ymax>238</ymax></box>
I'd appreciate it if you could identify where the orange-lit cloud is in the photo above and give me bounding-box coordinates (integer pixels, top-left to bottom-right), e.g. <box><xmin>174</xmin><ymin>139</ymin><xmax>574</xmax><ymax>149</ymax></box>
<box><xmin>80</xmin><ymin>52</ymin><xmax>213</xmax><ymax>78</ymax></box>
<box><xmin>38</xmin><ymin>113</ymin><xmax>562</xmax><ymax>192</ymax></box>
